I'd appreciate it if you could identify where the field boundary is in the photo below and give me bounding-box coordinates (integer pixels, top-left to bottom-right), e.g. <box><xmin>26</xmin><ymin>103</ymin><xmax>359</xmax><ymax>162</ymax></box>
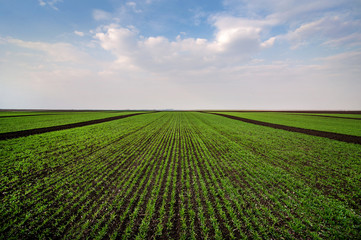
<box><xmin>204</xmin><ymin>112</ymin><xmax>361</xmax><ymax>145</ymax></box>
<box><xmin>0</xmin><ymin>112</ymin><xmax>154</xmax><ymax>140</ymax></box>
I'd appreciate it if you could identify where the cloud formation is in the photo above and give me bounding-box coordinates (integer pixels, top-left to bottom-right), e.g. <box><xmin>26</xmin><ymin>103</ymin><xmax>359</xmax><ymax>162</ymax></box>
<box><xmin>222</xmin><ymin>0</ymin><xmax>361</xmax><ymax>48</ymax></box>
<box><xmin>2</xmin><ymin>0</ymin><xmax>361</xmax><ymax>109</ymax></box>
<box><xmin>93</xmin><ymin>9</ymin><xmax>112</xmax><ymax>21</ymax></box>
<box><xmin>38</xmin><ymin>0</ymin><xmax>63</xmax><ymax>10</ymax></box>
<box><xmin>94</xmin><ymin>15</ymin><xmax>277</xmax><ymax>73</ymax></box>
<box><xmin>74</xmin><ymin>31</ymin><xmax>84</xmax><ymax>37</ymax></box>
<box><xmin>92</xmin><ymin>0</ymin><xmax>361</xmax><ymax>75</ymax></box>
<box><xmin>286</xmin><ymin>16</ymin><xmax>361</xmax><ymax>48</ymax></box>
<box><xmin>6</xmin><ymin>38</ymin><xmax>89</xmax><ymax>63</ymax></box>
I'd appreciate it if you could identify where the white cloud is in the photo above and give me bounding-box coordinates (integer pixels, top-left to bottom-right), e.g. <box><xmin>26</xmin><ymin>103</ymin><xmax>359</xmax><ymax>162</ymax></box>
<box><xmin>93</xmin><ymin>9</ymin><xmax>112</xmax><ymax>21</ymax></box>
<box><xmin>38</xmin><ymin>0</ymin><xmax>46</xmax><ymax>7</ymax></box>
<box><xmin>88</xmin><ymin>15</ymin><xmax>361</xmax><ymax>109</ymax></box>
<box><xmin>260</xmin><ymin>37</ymin><xmax>276</xmax><ymax>48</ymax></box>
<box><xmin>285</xmin><ymin>16</ymin><xmax>361</xmax><ymax>48</ymax></box>
<box><xmin>92</xmin><ymin>2</ymin><xmax>143</xmax><ymax>24</ymax></box>
<box><xmin>95</xmin><ymin>25</ymin><xmax>138</xmax><ymax>54</ymax></box>
<box><xmin>74</xmin><ymin>31</ymin><xmax>84</xmax><ymax>37</ymax></box>
<box><xmin>316</xmin><ymin>51</ymin><xmax>361</xmax><ymax>71</ymax></box>
<box><xmin>323</xmin><ymin>33</ymin><xmax>361</xmax><ymax>48</ymax></box>
<box><xmin>38</xmin><ymin>0</ymin><xmax>63</xmax><ymax>10</ymax></box>
<box><xmin>2</xmin><ymin>34</ymin><xmax>361</xmax><ymax>109</ymax></box>
<box><xmin>222</xmin><ymin>0</ymin><xmax>356</xmax><ymax>20</ymax></box>
<box><xmin>6</xmin><ymin>38</ymin><xmax>90</xmax><ymax>63</ymax></box>
<box><xmin>3</xmin><ymin>1</ymin><xmax>361</xmax><ymax>109</ymax></box>
<box><xmin>94</xmin><ymin>16</ymin><xmax>277</xmax><ymax>73</ymax></box>
<box><xmin>211</xmin><ymin>16</ymin><xmax>277</xmax><ymax>52</ymax></box>
<box><xmin>220</xmin><ymin>0</ymin><xmax>361</xmax><ymax>50</ymax></box>
<box><xmin>126</xmin><ymin>2</ymin><xmax>142</xmax><ymax>13</ymax></box>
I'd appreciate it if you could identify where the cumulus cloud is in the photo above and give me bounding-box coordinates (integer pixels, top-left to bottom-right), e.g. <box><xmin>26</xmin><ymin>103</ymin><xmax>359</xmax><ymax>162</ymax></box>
<box><xmin>211</xmin><ymin>15</ymin><xmax>277</xmax><ymax>51</ymax></box>
<box><xmin>3</xmin><ymin>0</ymin><xmax>361</xmax><ymax>109</ymax></box>
<box><xmin>94</xmin><ymin>16</ymin><xmax>278</xmax><ymax>73</ymax></box>
<box><xmin>92</xmin><ymin>7</ymin><xmax>361</xmax><ymax>80</ymax></box>
<box><xmin>89</xmin><ymin>12</ymin><xmax>361</xmax><ymax>109</ymax></box>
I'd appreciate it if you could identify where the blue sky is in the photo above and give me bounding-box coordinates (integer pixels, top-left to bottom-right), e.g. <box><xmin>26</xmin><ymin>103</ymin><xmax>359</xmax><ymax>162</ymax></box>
<box><xmin>1</xmin><ymin>0</ymin><xmax>361</xmax><ymax>109</ymax></box>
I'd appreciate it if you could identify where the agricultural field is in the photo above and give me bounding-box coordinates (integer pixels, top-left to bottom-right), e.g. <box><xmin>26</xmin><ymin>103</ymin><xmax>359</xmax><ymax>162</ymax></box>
<box><xmin>0</xmin><ymin>111</ymin><xmax>143</xmax><ymax>134</ymax></box>
<box><xmin>1</xmin><ymin>111</ymin><xmax>361</xmax><ymax>239</ymax></box>
<box><xmin>288</xmin><ymin>113</ymin><xmax>361</xmax><ymax>119</ymax></box>
<box><xmin>211</xmin><ymin>111</ymin><xmax>361</xmax><ymax>136</ymax></box>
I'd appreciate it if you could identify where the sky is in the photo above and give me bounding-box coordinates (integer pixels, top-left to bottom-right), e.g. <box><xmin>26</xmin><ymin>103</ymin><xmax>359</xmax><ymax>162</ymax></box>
<box><xmin>1</xmin><ymin>0</ymin><xmax>361</xmax><ymax>110</ymax></box>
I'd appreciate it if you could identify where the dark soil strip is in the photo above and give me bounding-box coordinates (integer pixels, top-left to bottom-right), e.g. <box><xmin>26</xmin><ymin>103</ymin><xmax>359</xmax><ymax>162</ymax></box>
<box><xmin>0</xmin><ymin>112</ymin><xmax>153</xmax><ymax>140</ymax></box>
<box><xmin>286</xmin><ymin>113</ymin><xmax>361</xmax><ymax>120</ymax></box>
<box><xmin>204</xmin><ymin>112</ymin><xmax>361</xmax><ymax>145</ymax></box>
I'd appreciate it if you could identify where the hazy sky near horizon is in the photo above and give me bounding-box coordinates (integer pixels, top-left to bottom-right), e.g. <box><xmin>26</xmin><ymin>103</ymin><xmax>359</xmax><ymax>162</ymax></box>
<box><xmin>1</xmin><ymin>0</ymin><xmax>361</xmax><ymax>110</ymax></box>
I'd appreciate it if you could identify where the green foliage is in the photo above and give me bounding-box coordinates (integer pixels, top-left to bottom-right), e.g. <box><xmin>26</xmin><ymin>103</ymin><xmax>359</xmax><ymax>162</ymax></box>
<box><xmin>0</xmin><ymin>111</ymin><xmax>142</xmax><ymax>133</ymax></box>
<box><xmin>1</xmin><ymin>112</ymin><xmax>361</xmax><ymax>239</ymax></box>
<box><xmin>214</xmin><ymin>111</ymin><xmax>361</xmax><ymax>136</ymax></box>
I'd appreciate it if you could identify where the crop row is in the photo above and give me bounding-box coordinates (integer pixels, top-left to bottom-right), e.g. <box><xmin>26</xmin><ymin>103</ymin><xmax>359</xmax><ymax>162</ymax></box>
<box><xmin>0</xmin><ymin>113</ymin><xmax>163</xmax><ymax>236</ymax></box>
<box><xmin>1</xmin><ymin>112</ymin><xmax>360</xmax><ymax>239</ymax></box>
<box><xmin>197</xmin><ymin>113</ymin><xmax>361</xmax><ymax>212</ymax></box>
<box><xmin>0</xmin><ymin>111</ymin><xmax>142</xmax><ymax>134</ymax></box>
<box><xmin>212</xmin><ymin>111</ymin><xmax>361</xmax><ymax>136</ymax></box>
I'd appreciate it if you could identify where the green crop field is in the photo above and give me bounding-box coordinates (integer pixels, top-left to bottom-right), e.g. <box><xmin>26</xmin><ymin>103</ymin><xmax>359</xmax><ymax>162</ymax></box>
<box><xmin>212</xmin><ymin>112</ymin><xmax>361</xmax><ymax>136</ymax></box>
<box><xmin>289</xmin><ymin>113</ymin><xmax>361</xmax><ymax>119</ymax></box>
<box><xmin>0</xmin><ymin>111</ymin><xmax>143</xmax><ymax>134</ymax></box>
<box><xmin>1</xmin><ymin>111</ymin><xmax>361</xmax><ymax>239</ymax></box>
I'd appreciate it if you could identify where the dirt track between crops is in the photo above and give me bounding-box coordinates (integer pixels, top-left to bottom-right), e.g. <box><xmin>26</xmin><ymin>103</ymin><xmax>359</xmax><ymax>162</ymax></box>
<box><xmin>0</xmin><ymin>112</ymin><xmax>151</xmax><ymax>140</ymax></box>
<box><xmin>206</xmin><ymin>112</ymin><xmax>361</xmax><ymax>145</ymax></box>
